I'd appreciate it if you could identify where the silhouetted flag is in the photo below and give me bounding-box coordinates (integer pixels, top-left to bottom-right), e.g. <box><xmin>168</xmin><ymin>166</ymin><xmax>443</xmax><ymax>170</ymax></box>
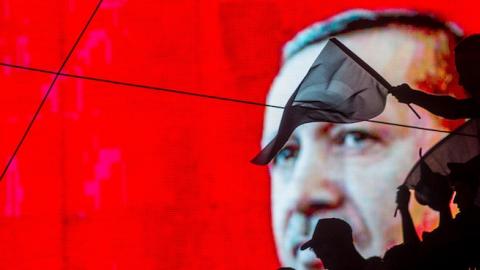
<box><xmin>252</xmin><ymin>38</ymin><xmax>390</xmax><ymax>165</ymax></box>
<box><xmin>403</xmin><ymin>119</ymin><xmax>480</xmax><ymax>206</ymax></box>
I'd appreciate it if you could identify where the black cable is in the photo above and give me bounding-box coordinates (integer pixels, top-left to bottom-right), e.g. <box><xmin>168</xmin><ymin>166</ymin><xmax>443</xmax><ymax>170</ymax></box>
<box><xmin>1</xmin><ymin>61</ymin><xmax>475</xmax><ymax>137</ymax></box>
<box><xmin>0</xmin><ymin>0</ymin><xmax>104</xmax><ymax>181</ymax></box>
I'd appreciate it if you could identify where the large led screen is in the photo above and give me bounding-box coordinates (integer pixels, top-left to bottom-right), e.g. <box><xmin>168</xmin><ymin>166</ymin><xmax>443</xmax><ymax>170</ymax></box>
<box><xmin>0</xmin><ymin>0</ymin><xmax>478</xmax><ymax>269</ymax></box>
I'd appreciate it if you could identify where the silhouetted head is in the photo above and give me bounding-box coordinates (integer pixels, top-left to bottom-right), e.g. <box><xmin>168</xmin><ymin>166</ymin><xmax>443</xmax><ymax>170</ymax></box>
<box><xmin>415</xmin><ymin>159</ymin><xmax>453</xmax><ymax>210</ymax></box>
<box><xmin>383</xmin><ymin>244</ymin><xmax>419</xmax><ymax>270</ymax></box>
<box><xmin>455</xmin><ymin>34</ymin><xmax>480</xmax><ymax>97</ymax></box>
<box><xmin>448</xmin><ymin>155</ymin><xmax>480</xmax><ymax>211</ymax></box>
<box><xmin>301</xmin><ymin>218</ymin><xmax>358</xmax><ymax>269</ymax></box>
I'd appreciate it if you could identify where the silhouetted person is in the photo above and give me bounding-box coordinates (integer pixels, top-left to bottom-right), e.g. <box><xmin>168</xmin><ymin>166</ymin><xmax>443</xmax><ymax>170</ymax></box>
<box><xmin>441</xmin><ymin>157</ymin><xmax>480</xmax><ymax>269</ymax></box>
<box><xmin>395</xmin><ymin>155</ymin><xmax>454</xmax><ymax>244</ymax></box>
<box><xmin>391</xmin><ymin>34</ymin><xmax>480</xmax><ymax>119</ymax></box>
<box><xmin>300</xmin><ymin>218</ymin><xmax>384</xmax><ymax>270</ymax></box>
<box><xmin>382</xmin><ymin>178</ymin><xmax>447</xmax><ymax>270</ymax></box>
<box><xmin>395</xmin><ymin>155</ymin><xmax>480</xmax><ymax>269</ymax></box>
<box><xmin>393</xmin><ymin>181</ymin><xmax>452</xmax><ymax>270</ymax></box>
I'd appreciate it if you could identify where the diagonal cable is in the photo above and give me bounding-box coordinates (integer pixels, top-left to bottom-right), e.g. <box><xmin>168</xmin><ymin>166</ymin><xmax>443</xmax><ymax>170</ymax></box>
<box><xmin>0</xmin><ymin>0</ymin><xmax>104</xmax><ymax>181</ymax></box>
<box><xmin>0</xmin><ymin>62</ymin><xmax>282</xmax><ymax>109</ymax></box>
<box><xmin>0</xmin><ymin>61</ymin><xmax>477</xmax><ymax>138</ymax></box>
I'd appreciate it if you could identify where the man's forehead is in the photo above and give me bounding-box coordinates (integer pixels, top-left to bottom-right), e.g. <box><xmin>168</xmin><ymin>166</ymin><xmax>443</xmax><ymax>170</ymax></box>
<box><xmin>262</xmin><ymin>26</ymin><xmax>454</xmax><ymax>142</ymax></box>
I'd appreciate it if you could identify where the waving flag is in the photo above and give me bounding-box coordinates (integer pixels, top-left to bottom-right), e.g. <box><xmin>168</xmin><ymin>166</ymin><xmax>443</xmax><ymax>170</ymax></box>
<box><xmin>403</xmin><ymin>119</ymin><xmax>480</xmax><ymax>206</ymax></box>
<box><xmin>252</xmin><ymin>38</ymin><xmax>390</xmax><ymax>165</ymax></box>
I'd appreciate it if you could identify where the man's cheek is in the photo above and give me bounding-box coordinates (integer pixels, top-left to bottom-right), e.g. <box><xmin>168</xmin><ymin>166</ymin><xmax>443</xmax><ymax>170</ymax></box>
<box><xmin>341</xmin><ymin>146</ymin><xmax>413</xmax><ymax>202</ymax></box>
<box><xmin>271</xmin><ymin>172</ymin><xmax>296</xmax><ymax>241</ymax></box>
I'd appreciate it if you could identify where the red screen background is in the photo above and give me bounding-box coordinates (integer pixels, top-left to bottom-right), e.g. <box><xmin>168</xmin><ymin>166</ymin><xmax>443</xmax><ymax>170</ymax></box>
<box><xmin>0</xmin><ymin>0</ymin><xmax>478</xmax><ymax>269</ymax></box>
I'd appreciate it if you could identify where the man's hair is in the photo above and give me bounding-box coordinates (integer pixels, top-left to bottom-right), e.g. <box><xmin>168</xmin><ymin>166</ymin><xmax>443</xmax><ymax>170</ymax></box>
<box><xmin>283</xmin><ymin>9</ymin><xmax>463</xmax><ymax>61</ymax></box>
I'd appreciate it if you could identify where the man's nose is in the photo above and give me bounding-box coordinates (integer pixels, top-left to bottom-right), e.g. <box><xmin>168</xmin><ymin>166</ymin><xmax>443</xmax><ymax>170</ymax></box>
<box><xmin>295</xmin><ymin>174</ymin><xmax>345</xmax><ymax>216</ymax></box>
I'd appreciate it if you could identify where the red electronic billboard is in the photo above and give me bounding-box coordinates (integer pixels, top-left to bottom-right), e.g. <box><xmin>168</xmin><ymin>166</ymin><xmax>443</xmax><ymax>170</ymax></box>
<box><xmin>0</xmin><ymin>0</ymin><xmax>479</xmax><ymax>269</ymax></box>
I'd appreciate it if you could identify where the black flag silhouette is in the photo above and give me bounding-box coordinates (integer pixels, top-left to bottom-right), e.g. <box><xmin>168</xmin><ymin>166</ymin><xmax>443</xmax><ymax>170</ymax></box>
<box><xmin>403</xmin><ymin>119</ymin><xmax>480</xmax><ymax>207</ymax></box>
<box><xmin>252</xmin><ymin>38</ymin><xmax>391</xmax><ymax>165</ymax></box>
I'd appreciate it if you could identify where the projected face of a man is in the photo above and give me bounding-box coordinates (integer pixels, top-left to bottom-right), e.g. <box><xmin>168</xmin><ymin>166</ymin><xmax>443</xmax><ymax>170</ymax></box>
<box><xmin>263</xmin><ymin>27</ymin><xmax>457</xmax><ymax>270</ymax></box>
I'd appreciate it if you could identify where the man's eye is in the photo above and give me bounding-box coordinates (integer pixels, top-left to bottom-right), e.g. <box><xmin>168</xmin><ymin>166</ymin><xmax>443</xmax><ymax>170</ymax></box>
<box><xmin>332</xmin><ymin>130</ymin><xmax>381</xmax><ymax>150</ymax></box>
<box><xmin>274</xmin><ymin>145</ymin><xmax>299</xmax><ymax>166</ymax></box>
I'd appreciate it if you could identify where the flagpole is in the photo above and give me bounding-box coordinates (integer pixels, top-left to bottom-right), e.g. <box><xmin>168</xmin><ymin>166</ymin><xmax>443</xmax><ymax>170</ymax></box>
<box><xmin>330</xmin><ymin>38</ymin><xmax>421</xmax><ymax>119</ymax></box>
<box><xmin>407</xmin><ymin>104</ymin><xmax>421</xmax><ymax>119</ymax></box>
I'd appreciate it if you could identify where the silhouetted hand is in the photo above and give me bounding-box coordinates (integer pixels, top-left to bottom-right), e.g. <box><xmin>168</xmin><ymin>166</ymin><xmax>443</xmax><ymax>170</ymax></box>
<box><xmin>390</xmin><ymin>83</ymin><xmax>415</xmax><ymax>104</ymax></box>
<box><xmin>396</xmin><ymin>185</ymin><xmax>410</xmax><ymax>211</ymax></box>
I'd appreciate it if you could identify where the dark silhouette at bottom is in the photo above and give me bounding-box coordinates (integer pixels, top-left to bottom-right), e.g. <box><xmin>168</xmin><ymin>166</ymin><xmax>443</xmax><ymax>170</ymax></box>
<box><xmin>301</xmin><ymin>218</ymin><xmax>384</xmax><ymax>270</ymax></box>
<box><xmin>393</xmin><ymin>154</ymin><xmax>480</xmax><ymax>270</ymax></box>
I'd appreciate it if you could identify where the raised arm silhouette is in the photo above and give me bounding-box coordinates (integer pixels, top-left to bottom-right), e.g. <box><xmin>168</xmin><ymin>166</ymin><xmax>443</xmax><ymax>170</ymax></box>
<box><xmin>391</xmin><ymin>34</ymin><xmax>480</xmax><ymax>119</ymax></box>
